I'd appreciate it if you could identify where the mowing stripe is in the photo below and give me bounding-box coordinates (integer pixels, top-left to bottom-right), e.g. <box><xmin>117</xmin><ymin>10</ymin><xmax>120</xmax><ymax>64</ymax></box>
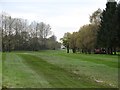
<box><xmin>18</xmin><ymin>53</ymin><xmax>110</xmax><ymax>88</ymax></box>
<box><xmin>3</xmin><ymin>53</ymin><xmax>51</xmax><ymax>88</ymax></box>
<box><xmin>2</xmin><ymin>52</ymin><xmax>118</xmax><ymax>88</ymax></box>
<box><xmin>14</xmin><ymin>54</ymin><xmax>51</xmax><ymax>88</ymax></box>
<box><xmin>30</xmin><ymin>52</ymin><xmax>118</xmax><ymax>88</ymax></box>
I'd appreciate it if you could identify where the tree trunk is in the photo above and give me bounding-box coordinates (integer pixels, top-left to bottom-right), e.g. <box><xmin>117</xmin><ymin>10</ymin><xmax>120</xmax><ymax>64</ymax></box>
<box><xmin>113</xmin><ymin>47</ymin><xmax>116</xmax><ymax>55</ymax></box>
<box><xmin>107</xmin><ymin>48</ymin><xmax>110</xmax><ymax>54</ymax></box>
<box><xmin>72</xmin><ymin>48</ymin><xmax>76</xmax><ymax>53</ymax></box>
<box><xmin>88</xmin><ymin>49</ymin><xmax>91</xmax><ymax>54</ymax></box>
<box><xmin>110</xmin><ymin>48</ymin><xmax>113</xmax><ymax>55</ymax></box>
<box><xmin>66</xmin><ymin>45</ymin><xmax>69</xmax><ymax>53</ymax></box>
<box><xmin>8</xmin><ymin>35</ymin><xmax>11</xmax><ymax>52</ymax></box>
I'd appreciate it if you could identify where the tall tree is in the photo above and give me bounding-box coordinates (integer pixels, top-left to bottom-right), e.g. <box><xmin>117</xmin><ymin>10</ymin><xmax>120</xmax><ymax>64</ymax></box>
<box><xmin>97</xmin><ymin>0</ymin><xmax>117</xmax><ymax>54</ymax></box>
<box><xmin>117</xmin><ymin>3</ymin><xmax>120</xmax><ymax>48</ymax></box>
<box><xmin>114</xmin><ymin>3</ymin><xmax>120</xmax><ymax>51</ymax></box>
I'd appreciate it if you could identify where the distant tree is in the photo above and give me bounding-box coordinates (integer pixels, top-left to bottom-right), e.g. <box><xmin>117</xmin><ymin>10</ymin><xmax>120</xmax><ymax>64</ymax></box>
<box><xmin>46</xmin><ymin>35</ymin><xmax>61</xmax><ymax>50</ymax></box>
<box><xmin>1</xmin><ymin>13</ymin><xmax>9</xmax><ymax>52</ymax></box>
<box><xmin>69</xmin><ymin>32</ymin><xmax>78</xmax><ymax>53</ymax></box>
<box><xmin>0</xmin><ymin>24</ymin><xmax>1</xmax><ymax>51</ymax></box>
<box><xmin>76</xmin><ymin>24</ymin><xmax>97</xmax><ymax>54</ymax></box>
<box><xmin>38</xmin><ymin>22</ymin><xmax>52</xmax><ymax>49</ymax></box>
<box><xmin>47</xmin><ymin>35</ymin><xmax>56</xmax><ymax>50</ymax></box>
<box><xmin>0</xmin><ymin>14</ymin><xmax>3</xmax><ymax>51</ymax></box>
<box><xmin>8</xmin><ymin>17</ymin><xmax>12</xmax><ymax>51</ymax></box>
<box><xmin>0</xmin><ymin>12</ymin><xmax>55</xmax><ymax>52</ymax></box>
<box><xmin>0</xmin><ymin>15</ymin><xmax>16</xmax><ymax>52</ymax></box>
<box><xmin>61</xmin><ymin>32</ymin><xmax>71</xmax><ymax>53</ymax></box>
<box><xmin>29</xmin><ymin>21</ymin><xmax>39</xmax><ymax>51</ymax></box>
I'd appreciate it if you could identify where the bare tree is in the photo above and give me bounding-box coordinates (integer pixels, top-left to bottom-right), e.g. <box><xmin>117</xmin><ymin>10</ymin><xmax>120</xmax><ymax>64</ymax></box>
<box><xmin>1</xmin><ymin>12</ymin><xmax>60</xmax><ymax>51</ymax></box>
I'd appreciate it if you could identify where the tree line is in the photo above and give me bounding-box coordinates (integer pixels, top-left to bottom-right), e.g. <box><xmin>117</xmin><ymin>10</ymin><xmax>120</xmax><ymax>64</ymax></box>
<box><xmin>0</xmin><ymin>13</ymin><xmax>61</xmax><ymax>52</ymax></box>
<box><xmin>61</xmin><ymin>1</ymin><xmax>120</xmax><ymax>55</ymax></box>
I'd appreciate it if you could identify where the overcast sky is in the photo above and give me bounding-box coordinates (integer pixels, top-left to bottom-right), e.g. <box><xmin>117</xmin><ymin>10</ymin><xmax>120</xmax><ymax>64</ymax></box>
<box><xmin>0</xmin><ymin>0</ymin><xmax>108</xmax><ymax>41</ymax></box>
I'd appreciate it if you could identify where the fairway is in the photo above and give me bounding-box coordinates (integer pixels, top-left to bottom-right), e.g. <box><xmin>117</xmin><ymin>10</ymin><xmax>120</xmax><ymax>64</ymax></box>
<box><xmin>2</xmin><ymin>50</ymin><xmax>119</xmax><ymax>88</ymax></box>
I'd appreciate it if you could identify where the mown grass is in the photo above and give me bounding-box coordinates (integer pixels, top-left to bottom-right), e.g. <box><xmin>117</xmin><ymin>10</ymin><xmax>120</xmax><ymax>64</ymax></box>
<box><xmin>0</xmin><ymin>52</ymin><xmax>2</xmax><ymax>89</ymax></box>
<box><xmin>33</xmin><ymin>50</ymin><xmax>118</xmax><ymax>87</ymax></box>
<box><xmin>2</xmin><ymin>50</ymin><xmax>119</xmax><ymax>88</ymax></box>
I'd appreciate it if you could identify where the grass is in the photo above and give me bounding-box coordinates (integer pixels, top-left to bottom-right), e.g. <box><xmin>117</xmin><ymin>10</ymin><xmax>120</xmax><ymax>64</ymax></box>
<box><xmin>2</xmin><ymin>50</ymin><xmax>119</xmax><ymax>88</ymax></box>
<box><xmin>0</xmin><ymin>52</ymin><xmax>2</xmax><ymax>89</ymax></box>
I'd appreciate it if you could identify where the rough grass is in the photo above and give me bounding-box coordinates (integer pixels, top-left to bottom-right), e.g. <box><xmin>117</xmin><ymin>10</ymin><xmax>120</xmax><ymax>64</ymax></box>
<box><xmin>2</xmin><ymin>50</ymin><xmax>119</xmax><ymax>88</ymax></box>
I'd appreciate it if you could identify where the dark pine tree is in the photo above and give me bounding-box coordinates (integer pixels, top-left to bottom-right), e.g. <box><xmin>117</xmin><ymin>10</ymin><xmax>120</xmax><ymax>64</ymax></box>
<box><xmin>112</xmin><ymin>3</ymin><xmax>120</xmax><ymax>54</ymax></box>
<box><xmin>97</xmin><ymin>0</ymin><xmax>117</xmax><ymax>54</ymax></box>
<box><xmin>117</xmin><ymin>3</ymin><xmax>120</xmax><ymax>48</ymax></box>
<box><xmin>115</xmin><ymin>3</ymin><xmax>120</xmax><ymax>50</ymax></box>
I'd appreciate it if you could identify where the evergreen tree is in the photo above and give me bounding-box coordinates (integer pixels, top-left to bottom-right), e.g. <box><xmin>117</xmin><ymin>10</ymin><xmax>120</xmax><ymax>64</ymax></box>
<box><xmin>97</xmin><ymin>1</ymin><xmax>117</xmax><ymax>54</ymax></box>
<box><xmin>115</xmin><ymin>3</ymin><xmax>120</xmax><ymax>49</ymax></box>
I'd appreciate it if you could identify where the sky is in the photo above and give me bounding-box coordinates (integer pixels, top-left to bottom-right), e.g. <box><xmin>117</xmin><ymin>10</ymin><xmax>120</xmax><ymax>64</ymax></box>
<box><xmin>0</xmin><ymin>0</ymin><xmax>108</xmax><ymax>41</ymax></box>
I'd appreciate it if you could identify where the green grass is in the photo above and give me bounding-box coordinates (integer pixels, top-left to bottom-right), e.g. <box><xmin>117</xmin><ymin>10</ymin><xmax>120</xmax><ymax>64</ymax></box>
<box><xmin>2</xmin><ymin>50</ymin><xmax>119</xmax><ymax>88</ymax></box>
<box><xmin>0</xmin><ymin>52</ymin><xmax>2</xmax><ymax>89</ymax></box>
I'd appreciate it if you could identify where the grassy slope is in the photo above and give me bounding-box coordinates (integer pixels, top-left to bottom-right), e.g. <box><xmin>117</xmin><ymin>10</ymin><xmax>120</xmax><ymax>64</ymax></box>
<box><xmin>2</xmin><ymin>50</ymin><xmax>119</xmax><ymax>88</ymax></box>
